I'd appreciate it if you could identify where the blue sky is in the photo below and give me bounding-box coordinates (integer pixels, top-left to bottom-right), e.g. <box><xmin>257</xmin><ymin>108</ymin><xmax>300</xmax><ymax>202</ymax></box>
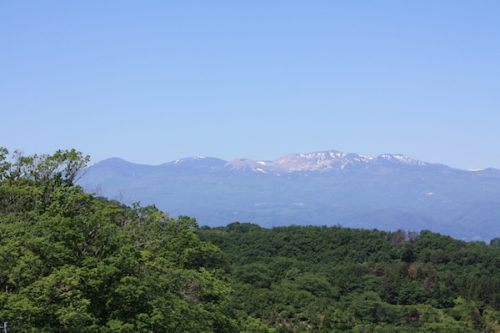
<box><xmin>1</xmin><ymin>1</ymin><xmax>499</xmax><ymax>169</ymax></box>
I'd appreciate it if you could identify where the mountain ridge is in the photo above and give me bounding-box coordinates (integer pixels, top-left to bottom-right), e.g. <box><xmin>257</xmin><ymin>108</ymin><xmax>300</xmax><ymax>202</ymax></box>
<box><xmin>92</xmin><ymin>149</ymin><xmax>490</xmax><ymax>173</ymax></box>
<box><xmin>80</xmin><ymin>149</ymin><xmax>500</xmax><ymax>241</ymax></box>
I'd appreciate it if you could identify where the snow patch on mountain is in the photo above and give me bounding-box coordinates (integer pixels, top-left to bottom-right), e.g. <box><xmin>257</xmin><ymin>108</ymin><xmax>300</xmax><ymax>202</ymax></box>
<box><xmin>223</xmin><ymin>150</ymin><xmax>429</xmax><ymax>173</ymax></box>
<box><xmin>159</xmin><ymin>150</ymin><xmax>435</xmax><ymax>174</ymax></box>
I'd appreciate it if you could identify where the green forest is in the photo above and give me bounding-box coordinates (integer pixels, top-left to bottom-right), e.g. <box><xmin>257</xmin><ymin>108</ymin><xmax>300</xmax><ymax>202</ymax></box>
<box><xmin>0</xmin><ymin>148</ymin><xmax>499</xmax><ymax>332</ymax></box>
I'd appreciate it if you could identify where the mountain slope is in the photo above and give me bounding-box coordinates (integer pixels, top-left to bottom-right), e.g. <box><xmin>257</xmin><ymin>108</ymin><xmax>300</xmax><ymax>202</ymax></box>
<box><xmin>79</xmin><ymin>150</ymin><xmax>500</xmax><ymax>240</ymax></box>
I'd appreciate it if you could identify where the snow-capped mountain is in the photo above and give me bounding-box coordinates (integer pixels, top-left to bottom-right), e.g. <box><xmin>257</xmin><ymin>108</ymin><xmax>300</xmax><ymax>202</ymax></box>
<box><xmin>79</xmin><ymin>149</ymin><xmax>500</xmax><ymax>241</ymax></box>
<box><xmin>164</xmin><ymin>156</ymin><xmax>227</xmax><ymax>170</ymax></box>
<box><xmin>224</xmin><ymin>150</ymin><xmax>429</xmax><ymax>173</ymax></box>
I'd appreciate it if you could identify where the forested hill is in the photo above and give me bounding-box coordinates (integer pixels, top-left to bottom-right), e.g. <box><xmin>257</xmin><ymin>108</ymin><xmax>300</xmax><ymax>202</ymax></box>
<box><xmin>201</xmin><ymin>224</ymin><xmax>500</xmax><ymax>332</ymax></box>
<box><xmin>0</xmin><ymin>148</ymin><xmax>237</xmax><ymax>332</ymax></box>
<box><xmin>0</xmin><ymin>148</ymin><xmax>499</xmax><ymax>332</ymax></box>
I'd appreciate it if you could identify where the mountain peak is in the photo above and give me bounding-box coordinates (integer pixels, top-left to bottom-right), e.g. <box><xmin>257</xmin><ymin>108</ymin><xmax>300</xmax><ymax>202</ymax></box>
<box><xmin>163</xmin><ymin>156</ymin><xmax>227</xmax><ymax>169</ymax></box>
<box><xmin>273</xmin><ymin>150</ymin><xmax>354</xmax><ymax>172</ymax></box>
<box><xmin>223</xmin><ymin>149</ymin><xmax>431</xmax><ymax>173</ymax></box>
<box><xmin>96</xmin><ymin>157</ymin><xmax>135</xmax><ymax>167</ymax></box>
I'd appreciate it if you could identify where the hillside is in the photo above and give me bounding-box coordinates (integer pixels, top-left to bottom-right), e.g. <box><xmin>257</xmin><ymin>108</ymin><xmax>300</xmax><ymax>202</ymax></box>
<box><xmin>0</xmin><ymin>148</ymin><xmax>237</xmax><ymax>332</ymax></box>
<box><xmin>201</xmin><ymin>223</ymin><xmax>500</xmax><ymax>332</ymax></box>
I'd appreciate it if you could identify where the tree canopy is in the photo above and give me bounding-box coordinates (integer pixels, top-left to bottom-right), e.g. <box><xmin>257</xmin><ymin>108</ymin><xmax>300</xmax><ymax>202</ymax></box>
<box><xmin>201</xmin><ymin>223</ymin><xmax>500</xmax><ymax>332</ymax></box>
<box><xmin>0</xmin><ymin>148</ymin><xmax>236</xmax><ymax>332</ymax></box>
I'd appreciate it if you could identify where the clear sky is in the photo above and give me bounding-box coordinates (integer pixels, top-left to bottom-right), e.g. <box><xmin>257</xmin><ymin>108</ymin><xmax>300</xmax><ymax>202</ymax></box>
<box><xmin>1</xmin><ymin>1</ymin><xmax>499</xmax><ymax>169</ymax></box>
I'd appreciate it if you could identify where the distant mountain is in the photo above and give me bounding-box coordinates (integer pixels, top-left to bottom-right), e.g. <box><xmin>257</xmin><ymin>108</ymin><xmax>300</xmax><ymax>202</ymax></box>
<box><xmin>78</xmin><ymin>150</ymin><xmax>500</xmax><ymax>240</ymax></box>
<box><xmin>225</xmin><ymin>151</ymin><xmax>430</xmax><ymax>173</ymax></box>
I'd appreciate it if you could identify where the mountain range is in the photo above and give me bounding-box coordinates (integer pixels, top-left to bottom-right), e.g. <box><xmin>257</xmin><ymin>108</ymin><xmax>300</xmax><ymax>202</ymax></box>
<box><xmin>78</xmin><ymin>150</ymin><xmax>500</xmax><ymax>240</ymax></box>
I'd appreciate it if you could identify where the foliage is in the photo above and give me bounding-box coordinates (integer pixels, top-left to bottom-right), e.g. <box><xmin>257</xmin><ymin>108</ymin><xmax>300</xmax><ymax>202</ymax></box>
<box><xmin>201</xmin><ymin>223</ymin><xmax>500</xmax><ymax>332</ymax></box>
<box><xmin>0</xmin><ymin>149</ymin><xmax>236</xmax><ymax>332</ymax></box>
